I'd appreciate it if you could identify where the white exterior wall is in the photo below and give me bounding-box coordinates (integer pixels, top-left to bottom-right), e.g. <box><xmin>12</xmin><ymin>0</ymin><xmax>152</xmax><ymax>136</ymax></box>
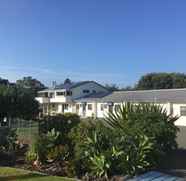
<box><xmin>97</xmin><ymin>103</ymin><xmax>110</xmax><ymax>118</ymax></box>
<box><xmin>64</xmin><ymin>104</ymin><xmax>73</xmax><ymax>113</ymax></box>
<box><xmin>172</xmin><ymin>104</ymin><xmax>186</xmax><ymax>126</ymax></box>
<box><xmin>58</xmin><ymin>104</ymin><xmax>63</xmax><ymax>113</ymax></box>
<box><xmin>85</xmin><ymin>103</ymin><xmax>96</xmax><ymax>117</ymax></box>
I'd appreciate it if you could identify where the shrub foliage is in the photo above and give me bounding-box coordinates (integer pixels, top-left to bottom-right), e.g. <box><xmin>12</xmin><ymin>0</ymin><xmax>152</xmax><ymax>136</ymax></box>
<box><xmin>27</xmin><ymin>104</ymin><xmax>179</xmax><ymax>178</ymax></box>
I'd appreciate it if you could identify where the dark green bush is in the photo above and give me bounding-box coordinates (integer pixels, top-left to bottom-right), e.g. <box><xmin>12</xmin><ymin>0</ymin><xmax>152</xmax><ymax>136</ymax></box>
<box><xmin>39</xmin><ymin>113</ymin><xmax>80</xmax><ymax>148</ymax></box>
<box><xmin>0</xmin><ymin>127</ymin><xmax>17</xmax><ymax>151</ymax></box>
<box><xmin>71</xmin><ymin>103</ymin><xmax>179</xmax><ymax>178</ymax></box>
<box><xmin>26</xmin><ymin>128</ymin><xmax>66</xmax><ymax>164</ymax></box>
<box><xmin>69</xmin><ymin>119</ymin><xmax>114</xmax><ymax>177</ymax></box>
<box><xmin>105</xmin><ymin>103</ymin><xmax>179</xmax><ymax>154</ymax></box>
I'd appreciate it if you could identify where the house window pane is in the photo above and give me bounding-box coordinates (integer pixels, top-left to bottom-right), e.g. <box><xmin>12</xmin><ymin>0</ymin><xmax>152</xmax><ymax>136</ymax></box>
<box><xmin>180</xmin><ymin>106</ymin><xmax>186</xmax><ymax>116</ymax></box>
<box><xmin>83</xmin><ymin>90</ymin><xmax>90</xmax><ymax>94</ymax></box>
<box><xmin>56</xmin><ymin>92</ymin><xmax>65</xmax><ymax>96</ymax></box>
<box><xmin>64</xmin><ymin>104</ymin><xmax>68</xmax><ymax>110</ymax></box>
<box><xmin>88</xmin><ymin>104</ymin><xmax>92</xmax><ymax>110</ymax></box>
<box><xmin>66</xmin><ymin>91</ymin><xmax>72</xmax><ymax>96</ymax></box>
<box><xmin>101</xmin><ymin>104</ymin><xmax>104</xmax><ymax>111</ymax></box>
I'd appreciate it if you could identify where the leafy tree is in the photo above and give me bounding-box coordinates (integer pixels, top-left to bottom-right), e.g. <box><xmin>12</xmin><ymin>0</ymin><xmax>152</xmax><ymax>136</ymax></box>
<box><xmin>105</xmin><ymin>84</ymin><xmax>119</xmax><ymax>92</ymax></box>
<box><xmin>136</xmin><ymin>72</ymin><xmax>186</xmax><ymax>90</ymax></box>
<box><xmin>0</xmin><ymin>85</ymin><xmax>39</xmax><ymax>125</ymax></box>
<box><xmin>16</xmin><ymin>76</ymin><xmax>46</xmax><ymax>96</ymax></box>
<box><xmin>0</xmin><ymin>77</ymin><xmax>9</xmax><ymax>86</ymax></box>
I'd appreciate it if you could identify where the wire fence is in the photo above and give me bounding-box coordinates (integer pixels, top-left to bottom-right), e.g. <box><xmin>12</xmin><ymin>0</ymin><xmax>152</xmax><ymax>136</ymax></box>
<box><xmin>11</xmin><ymin>119</ymin><xmax>39</xmax><ymax>144</ymax></box>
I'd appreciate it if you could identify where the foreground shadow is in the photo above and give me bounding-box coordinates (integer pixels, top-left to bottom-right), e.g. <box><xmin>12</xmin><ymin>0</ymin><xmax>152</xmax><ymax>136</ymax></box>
<box><xmin>159</xmin><ymin>149</ymin><xmax>186</xmax><ymax>178</ymax></box>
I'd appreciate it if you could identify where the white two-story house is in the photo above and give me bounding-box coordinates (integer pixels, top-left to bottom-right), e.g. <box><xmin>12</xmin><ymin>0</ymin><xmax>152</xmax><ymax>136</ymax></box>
<box><xmin>36</xmin><ymin>80</ymin><xmax>186</xmax><ymax>127</ymax></box>
<box><xmin>36</xmin><ymin>81</ymin><xmax>109</xmax><ymax>117</ymax></box>
<box><xmin>36</xmin><ymin>82</ymin><xmax>186</xmax><ymax>148</ymax></box>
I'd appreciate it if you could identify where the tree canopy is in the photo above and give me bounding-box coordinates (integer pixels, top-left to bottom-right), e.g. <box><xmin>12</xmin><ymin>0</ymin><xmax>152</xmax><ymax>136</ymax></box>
<box><xmin>0</xmin><ymin>85</ymin><xmax>39</xmax><ymax>125</ymax></box>
<box><xmin>136</xmin><ymin>73</ymin><xmax>186</xmax><ymax>90</ymax></box>
<box><xmin>104</xmin><ymin>84</ymin><xmax>119</xmax><ymax>92</ymax></box>
<box><xmin>16</xmin><ymin>76</ymin><xmax>46</xmax><ymax>95</ymax></box>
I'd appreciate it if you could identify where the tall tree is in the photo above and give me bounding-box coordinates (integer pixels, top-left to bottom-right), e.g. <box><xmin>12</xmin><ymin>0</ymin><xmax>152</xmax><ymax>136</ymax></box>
<box><xmin>16</xmin><ymin>76</ymin><xmax>46</xmax><ymax>96</ymax></box>
<box><xmin>136</xmin><ymin>73</ymin><xmax>186</xmax><ymax>90</ymax></box>
<box><xmin>0</xmin><ymin>77</ymin><xmax>9</xmax><ymax>86</ymax></box>
<box><xmin>0</xmin><ymin>85</ymin><xmax>39</xmax><ymax>125</ymax></box>
<box><xmin>105</xmin><ymin>84</ymin><xmax>119</xmax><ymax>92</ymax></box>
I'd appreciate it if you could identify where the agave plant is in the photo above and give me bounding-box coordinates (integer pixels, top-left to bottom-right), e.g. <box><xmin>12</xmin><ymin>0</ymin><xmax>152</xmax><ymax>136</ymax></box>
<box><xmin>103</xmin><ymin>102</ymin><xmax>179</xmax><ymax>175</ymax></box>
<box><xmin>89</xmin><ymin>154</ymin><xmax>110</xmax><ymax>178</ymax></box>
<box><xmin>104</xmin><ymin>102</ymin><xmax>179</xmax><ymax>152</ymax></box>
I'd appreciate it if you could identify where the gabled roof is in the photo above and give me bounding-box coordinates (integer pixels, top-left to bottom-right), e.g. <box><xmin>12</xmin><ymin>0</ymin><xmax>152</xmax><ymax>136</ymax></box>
<box><xmin>39</xmin><ymin>81</ymin><xmax>108</xmax><ymax>92</ymax></box>
<box><xmin>75</xmin><ymin>88</ymin><xmax>186</xmax><ymax>103</ymax></box>
<box><xmin>55</xmin><ymin>81</ymin><xmax>92</xmax><ymax>90</ymax></box>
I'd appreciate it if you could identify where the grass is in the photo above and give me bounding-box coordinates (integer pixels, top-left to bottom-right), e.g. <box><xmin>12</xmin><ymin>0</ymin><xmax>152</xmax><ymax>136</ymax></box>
<box><xmin>0</xmin><ymin>167</ymin><xmax>76</xmax><ymax>181</ymax></box>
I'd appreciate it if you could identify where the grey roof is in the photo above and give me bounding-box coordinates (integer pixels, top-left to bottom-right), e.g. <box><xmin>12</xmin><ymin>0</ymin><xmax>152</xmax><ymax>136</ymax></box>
<box><xmin>74</xmin><ymin>92</ymin><xmax>111</xmax><ymax>102</ymax></box>
<box><xmin>55</xmin><ymin>81</ymin><xmax>91</xmax><ymax>90</ymax></box>
<box><xmin>39</xmin><ymin>81</ymin><xmax>108</xmax><ymax>92</ymax></box>
<box><xmin>75</xmin><ymin>88</ymin><xmax>186</xmax><ymax>103</ymax></box>
<box><xmin>100</xmin><ymin>88</ymin><xmax>186</xmax><ymax>103</ymax></box>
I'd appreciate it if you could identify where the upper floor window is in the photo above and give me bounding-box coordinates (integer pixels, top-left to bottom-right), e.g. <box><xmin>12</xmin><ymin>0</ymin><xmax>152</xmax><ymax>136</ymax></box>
<box><xmin>83</xmin><ymin>90</ymin><xmax>90</xmax><ymax>94</ymax></box>
<box><xmin>88</xmin><ymin>104</ymin><xmax>93</xmax><ymax>110</ymax></box>
<box><xmin>66</xmin><ymin>91</ymin><xmax>72</xmax><ymax>96</ymax></box>
<box><xmin>56</xmin><ymin>92</ymin><xmax>65</xmax><ymax>96</ymax></box>
<box><xmin>49</xmin><ymin>93</ymin><xmax>54</xmax><ymax>98</ymax></box>
<box><xmin>180</xmin><ymin>106</ymin><xmax>186</xmax><ymax>116</ymax></box>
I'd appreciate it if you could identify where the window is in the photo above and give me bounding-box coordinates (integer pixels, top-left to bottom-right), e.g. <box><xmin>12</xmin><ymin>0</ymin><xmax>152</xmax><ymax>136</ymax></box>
<box><xmin>49</xmin><ymin>93</ymin><xmax>54</xmax><ymax>98</ymax></box>
<box><xmin>76</xmin><ymin>104</ymin><xmax>80</xmax><ymax>110</ymax></box>
<box><xmin>66</xmin><ymin>91</ymin><xmax>72</xmax><ymax>96</ymax></box>
<box><xmin>64</xmin><ymin>104</ymin><xmax>68</xmax><ymax>110</ymax></box>
<box><xmin>83</xmin><ymin>90</ymin><xmax>90</xmax><ymax>94</ymax></box>
<box><xmin>88</xmin><ymin>104</ymin><xmax>93</xmax><ymax>110</ymax></box>
<box><xmin>56</xmin><ymin>91</ymin><xmax>65</xmax><ymax>96</ymax></box>
<box><xmin>92</xmin><ymin>90</ymin><xmax>96</xmax><ymax>93</ymax></box>
<box><xmin>180</xmin><ymin>106</ymin><xmax>186</xmax><ymax>116</ymax></box>
<box><xmin>101</xmin><ymin>104</ymin><xmax>104</xmax><ymax>111</ymax></box>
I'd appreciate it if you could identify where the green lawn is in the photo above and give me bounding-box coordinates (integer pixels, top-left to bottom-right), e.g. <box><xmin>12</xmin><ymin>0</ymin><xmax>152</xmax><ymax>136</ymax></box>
<box><xmin>0</xmin><ymin>167</ymin><xmax>77</xmax><ymax>181</ymax></box>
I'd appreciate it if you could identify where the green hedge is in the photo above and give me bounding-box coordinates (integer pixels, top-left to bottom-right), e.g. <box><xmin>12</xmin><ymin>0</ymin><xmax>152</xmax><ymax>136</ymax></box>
<box><xmin>39</xmin><ymin>113</ymin><xmax>80</xmax><ymax>146</ymax></box>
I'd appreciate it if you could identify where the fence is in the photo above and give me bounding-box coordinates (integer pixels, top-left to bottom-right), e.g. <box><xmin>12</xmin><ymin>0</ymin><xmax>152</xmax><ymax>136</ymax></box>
<box><xmin>10</xmin><ymin>119</ymin><xmax>39</xmax><ymax>144</ymax></box>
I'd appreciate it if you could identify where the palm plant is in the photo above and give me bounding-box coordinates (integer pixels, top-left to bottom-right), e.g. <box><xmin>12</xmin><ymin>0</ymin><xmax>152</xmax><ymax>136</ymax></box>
<box><xmin>102</xmin><ymin>102</ymin><xmax>179</xmax><ymax>175</ymax></box>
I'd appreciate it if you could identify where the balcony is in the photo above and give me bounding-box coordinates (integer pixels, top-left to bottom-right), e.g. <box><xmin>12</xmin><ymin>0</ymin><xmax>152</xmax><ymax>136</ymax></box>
<box><xmin>35</xmin><ymin>97</ymin><xmax>50</xmax><ymax>104</ymax></box>
<box><xmin>50</xmin><ymin>96</ymin><xmax>72</xmax><ymax>103</ymax></box>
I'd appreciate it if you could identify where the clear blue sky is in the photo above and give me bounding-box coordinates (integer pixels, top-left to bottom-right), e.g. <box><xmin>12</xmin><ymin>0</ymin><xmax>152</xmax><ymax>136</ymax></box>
<box><xmin>0</xmin><ymin>0</ymin><xmax>186</xmax><ymax>87</ymax></box>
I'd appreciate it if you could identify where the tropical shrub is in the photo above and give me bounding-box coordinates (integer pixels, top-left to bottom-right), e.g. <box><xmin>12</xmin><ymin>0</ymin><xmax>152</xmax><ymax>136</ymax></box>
<box><xmin>71</xmin><ymin>103</ymin><xmax>179</xmax><ymax>178</ymax></box>
<box><xmin>39</xmin><ymin>113</ymin><xmax>80</xmax><ymax>134</ymax></box>
<box><xmin>105</xmin><ymin>103</ymin><xmax>179</xmax><ymax>154</ymax></box>
<box><xmin>39</xmin><ymin>113</ymin><xmax>80</xmax><ymax>146</ymax></box>
<box><xmin>25</xmin><ymin>143</ymin><xmax>37</xmax><ymax>164</ymax></box>
<box><xmin>69</xmin><ymin>119</ymin><xmax>112</xmax><ymax>177</ymax></box>
<box><xmin>26</xmin><ymin>128</ymin><xmax>63</xmax><ymax>163</ymax></box>
<box><xmin>77</xmin><ymin>125</ymin><xmax>155</xmax><ymax>177</ymax></box>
